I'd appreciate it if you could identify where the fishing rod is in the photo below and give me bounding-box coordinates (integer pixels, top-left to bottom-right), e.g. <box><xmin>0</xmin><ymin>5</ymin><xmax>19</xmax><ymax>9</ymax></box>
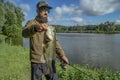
<box><xmin>69</xmin><ymin>63</ymin><xmax>95</xmax><ymax>80</ymax></box>
<box><xmin>57</xmin><ymin>56</ymin><xmax>95</xmax><ymax>79</ymax></box>
<box><xmin>60</xmin><ymin>62</ymin><xmax>95</xmax><ymax>80</ymax></box>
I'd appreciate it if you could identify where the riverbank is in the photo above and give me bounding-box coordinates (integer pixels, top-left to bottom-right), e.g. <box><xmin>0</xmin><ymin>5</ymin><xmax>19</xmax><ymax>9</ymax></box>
<box><xmin>0</xmin><ymin>43</ymin><xmax>120</xmax><ymax>80</ymax></box>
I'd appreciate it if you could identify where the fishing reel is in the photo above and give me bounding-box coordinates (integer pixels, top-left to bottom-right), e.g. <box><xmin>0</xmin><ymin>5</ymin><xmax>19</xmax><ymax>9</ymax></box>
<box><xmin>60</xmin><ymin>63</ymin><xmax>68</xmax><ymax>70</ymax></box>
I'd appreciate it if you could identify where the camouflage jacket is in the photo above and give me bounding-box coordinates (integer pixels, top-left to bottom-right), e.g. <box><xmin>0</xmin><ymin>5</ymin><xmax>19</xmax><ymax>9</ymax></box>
<box><xmin>22</xmin><ymin>19</ymin><xmax>65</xmax><ymax>63</ymax></box>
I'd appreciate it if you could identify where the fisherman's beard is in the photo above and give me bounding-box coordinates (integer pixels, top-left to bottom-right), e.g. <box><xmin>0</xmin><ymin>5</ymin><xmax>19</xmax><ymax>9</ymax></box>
<box><xmin>36</xmin><ymin>15</ymin><xmax>48</xmax><ymax>23</ymax></box>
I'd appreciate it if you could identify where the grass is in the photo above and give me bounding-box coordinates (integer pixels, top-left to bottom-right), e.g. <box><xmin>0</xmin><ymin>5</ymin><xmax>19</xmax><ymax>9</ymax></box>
<box><xmin>0</xmin><ymin>43</ymin><xmax>30</xmax><ymax>80</ymax></box>
<box><xmin>0</xmin><ymin>43</ymin><xmax>120</xmax><ymax>80</ymax></box>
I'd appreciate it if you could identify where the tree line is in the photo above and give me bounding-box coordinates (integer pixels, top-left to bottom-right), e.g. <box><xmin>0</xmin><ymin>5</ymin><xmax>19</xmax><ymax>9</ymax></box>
<box><xmin>54</xmin><ymin>21</ymin><xmax>120</xmax><ymax>33</ymax></box>
<box><xmin>0</xmin><ymin>0</ymin><xmax>24</xmax><ymax>45</ymax></box>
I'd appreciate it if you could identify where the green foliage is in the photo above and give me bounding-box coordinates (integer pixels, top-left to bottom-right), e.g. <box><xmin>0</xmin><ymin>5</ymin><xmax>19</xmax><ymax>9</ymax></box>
<box><xmin>0</xmin><ymin>43</ymin><xmax>30</xmax><ymax>80</ymax></box>
<box><xmin>98</xmin><ymin>21</ymin><xmax>116</xmax><ymax>32</ymax></box>
<box><xmin>0</xmin><ymin>1</ymin><xmax>24</xmax><ymax>45</ymax></box>
<box><xmin>0</xmin><ymin>1</ymin><xmax>6</xmax><ymax>34</ymax></box>
<box><xmin>15</xmin><ymin>7</ymin><xmax>25</xmax><ymax>26</ymax></box>
<box><xmin>115</xmin><ymin>25</ymin><xmax>120</xmax><ymax>31</ymax></box>
<box><xmin>0</xmin><ymin>0</ymin><xmax>4</xmax><ymax>3</ymax></box>
<box><xmin>0</xmin><ymin>43</ymin><xmax>120</xmax><ymax>80</ymax></box>
<box><xmin>53</xmin><ymin>25</ymin><xmax>67</xmax><ymax>33</ymax></box>
<box><xmin>3</xmin><ymin>24</ymin><xmax>20</xmax><ymax>37</ymax></box>
<box><xmin>2</xmin><ymin>24</ymin><xmax>23</xmax><ymax>45</ymax></box>
<box><xmin>0</xmin><ymin>34</ymin><xmax>6</xmax><ymax>43</ymax></box>
<box><xmin>5</xmin><ymin>10</ymin><xmax>17</xmax><ymax>25</ymax></box>
<box><xmin>57</xmin><ymin>64</ymin><xmax>120</xmax><ymax>80</ymax></box>
<box><xmin>53</xmin><ymin>21</ymin><xmax>120</xmax><ymax>33</ymax></box>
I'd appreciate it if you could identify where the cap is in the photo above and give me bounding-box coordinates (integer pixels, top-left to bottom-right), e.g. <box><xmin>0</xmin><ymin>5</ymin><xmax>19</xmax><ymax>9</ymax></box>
<box><xmin>36</xmin><ymin>1</ymin><xmax>52</xmax><ymax>9</ymax></box>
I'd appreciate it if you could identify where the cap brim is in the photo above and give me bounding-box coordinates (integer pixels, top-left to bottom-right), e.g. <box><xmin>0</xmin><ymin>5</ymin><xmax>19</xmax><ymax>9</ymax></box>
<box><xmin>39</xmin><ymin>6</ymin><xmax>52</xmax><ymax>9</ymax></box>
<box><xmin>44</xmin><ymin>6</ymin><xmax>52</xmax><ymax>9</ymax></box>
<box><xmin>48</xmin><ymin>6</ymin><xmax>52</xmax><ymax>9</ymax></box>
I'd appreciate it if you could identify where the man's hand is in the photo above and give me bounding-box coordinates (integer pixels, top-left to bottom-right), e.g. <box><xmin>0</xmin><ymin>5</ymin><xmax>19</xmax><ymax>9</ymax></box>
<box><xmin>35</xmin><ymin>23</ymin><xmax>48</xmax><ymax>32</ymax></box>
<box><xmin>61</xmin><ymin>55</ymin><xmax>69</xmax><ymax>64</ymax></box>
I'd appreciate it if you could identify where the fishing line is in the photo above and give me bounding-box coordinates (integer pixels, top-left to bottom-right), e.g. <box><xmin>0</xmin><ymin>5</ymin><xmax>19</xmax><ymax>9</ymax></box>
<box><xmin>68</xmin><ymin>63</ymin><xmax>95</xmax><ymax>80</ymax></box>
<box><xmin>60</xmin><ymin>61</ymin><xmax>95</xmax><ymax>80</ymax></box>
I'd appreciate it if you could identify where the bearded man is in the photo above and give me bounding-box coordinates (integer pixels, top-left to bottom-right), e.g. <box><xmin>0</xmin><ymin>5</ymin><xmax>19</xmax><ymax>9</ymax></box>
<box><xmin>22</xmin><ymin>1</ymin><xmax>69</xmax><ymax>80</ymax></box>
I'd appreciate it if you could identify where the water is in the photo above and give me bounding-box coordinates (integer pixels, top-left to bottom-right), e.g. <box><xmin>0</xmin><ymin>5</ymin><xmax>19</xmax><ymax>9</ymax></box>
<box><xmin>23</xmin><ymin>33</ymin><xmax>120</xmax><ymax>70</ymax></box>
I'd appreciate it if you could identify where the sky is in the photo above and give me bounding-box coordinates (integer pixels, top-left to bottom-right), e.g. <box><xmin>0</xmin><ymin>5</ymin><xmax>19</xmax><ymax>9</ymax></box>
<box><xmin>6</xmin><ymin>0</ymin><xmax>120</xmax><ymax>26</ymax></box>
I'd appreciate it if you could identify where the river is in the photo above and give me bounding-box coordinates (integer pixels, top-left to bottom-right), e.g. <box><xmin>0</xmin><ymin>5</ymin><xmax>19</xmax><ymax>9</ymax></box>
<box><xmin>23</xmin><ymin>33</ymin><xmax>120</xmax><ymax>70</ymax></box>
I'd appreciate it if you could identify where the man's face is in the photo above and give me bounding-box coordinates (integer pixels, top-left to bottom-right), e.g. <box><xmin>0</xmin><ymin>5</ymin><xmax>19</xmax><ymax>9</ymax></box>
<box><xmin>37</xmin><ymin>7</ymin><xmax>50</xmax><ymax>23</ymax></box>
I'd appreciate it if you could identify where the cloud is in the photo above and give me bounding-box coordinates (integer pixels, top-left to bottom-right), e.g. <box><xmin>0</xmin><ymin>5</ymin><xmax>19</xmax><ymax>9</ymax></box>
<box><xmin>70</xmin><ymin>17</ymin><xmax>83</xmax><ymax>23</ymax></box>
<box><xmin>55</xmin><ymin>7</ymin><xmax>62</xmax><ymax>16</ymax></box>
<box><xmin>48</xmin><ymin>16</ymin><xmax>56</xmax><ymax>24</ymax></box>
<box><xmin>54</xmin><ymin>0</ymin><xmax>120</xmax><ymax>19</ymax></box>
<box><xmin>19</xmin><ymin>4</ymin><xmax>31</xmax><ymax>17</ymax></box>
<box><xmin>115</xmin><ymin>20</ymin><xmax>120</xmax><ymax>24</ymax></box>
<box><xmin>50</xmin><ymin>4</ymin><xmax>83</xmax><ymax>24</ymax></box>
<box><xmin>48</xmin><ymin>16</ymin><xmax>84</xmax><ymax>25</ymax></box>
<box><xmin>23</xmin><ymin>12</ymin><xmax>27</xmax><ymax>17</ymax></box>
<box><xmin>80</xmin><ymin>0</ymin><xmax>120</xmax><ymax>16</ymax></box>
<box><xmin>55</xmin><ymin>4</ymin><xmax>82</xmax><ymax>16</ymax></box>
<box><xmin>20</xmin><ymin>4</ymin><xmax>31</xmax><ymax>12</ymax></box>
<box><xmin>50</xmin><ymin>0</ymin><xmax>120</xmax><ymax>25</ymax></box>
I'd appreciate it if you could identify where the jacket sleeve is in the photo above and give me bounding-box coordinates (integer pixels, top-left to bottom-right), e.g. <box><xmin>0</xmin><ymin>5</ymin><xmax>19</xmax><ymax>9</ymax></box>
<box><xmin>56</xmin><ymin>39</ymin><xmax>65</xmax><ymax>57</ymax></box>
<box><xmin>22</xmin><ymin>20</ymin><xmax>37</xmax><ymax>38</ymax></box>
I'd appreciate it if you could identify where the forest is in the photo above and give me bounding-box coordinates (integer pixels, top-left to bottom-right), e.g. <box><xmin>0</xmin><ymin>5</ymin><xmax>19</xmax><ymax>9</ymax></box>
<box><xmin>54</xmin><ymin>22</ymin><xmax>120</xmax><ymax>33</ymax></box>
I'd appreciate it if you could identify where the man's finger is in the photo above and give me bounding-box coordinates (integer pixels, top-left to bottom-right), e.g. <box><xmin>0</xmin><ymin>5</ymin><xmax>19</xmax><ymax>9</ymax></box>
<box><xmin>61</xmin><ymin>56</ymin><xmax>69</xmax><ymax>64</ymax></box>
<box><xmin>42</xmin><ymin>24</ymin><xmax>48</xmax><ymax>30</ymax></box>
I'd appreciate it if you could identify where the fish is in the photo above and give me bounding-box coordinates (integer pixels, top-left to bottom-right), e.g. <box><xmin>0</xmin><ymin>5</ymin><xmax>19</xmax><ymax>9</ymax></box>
<box><xmin>45</xmin><ymin>25</ymin><xmax>55</xmax><ymax>42</ymax></box>
<box><xmin>43</xmin><ymin>25</ymin><xmax>56</xmax><ymax>74</ymax></box>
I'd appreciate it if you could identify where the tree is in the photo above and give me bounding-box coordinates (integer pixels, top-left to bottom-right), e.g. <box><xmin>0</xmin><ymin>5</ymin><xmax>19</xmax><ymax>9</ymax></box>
<box><xmin>15</xmin><ymin>7</ymin><xmax>25</xmax><ymax>26</ymax></box>
<box><xmin>1</xmin><ymin>1</ymin><xmax>24</xmax><ymax>45</ymax></box>
<box><xmin>97</xmin><ymin>21</ymin><xmax>116</xmax><ymax>32</ymax></box>
<box><xmin>0</xmin><ymin>0</ymin><xmax>4</xmax><ymax>4</ymax></box>
<box><xmin>5</xmin><ymin>10</ymin><xmax>17</xmax><ymax>25</ymax></box>
<box><xmin>0</xmin><ymin>1</ymin><xmax>6</xmax><ymax>34</ymax></box>
<box><xmin>2</xmin><ymin>24</ymin><xmax>23</xmax><ymax>45</ymax></box>
<box><xmin>104</xmin><ymin>21</ymin><xmax>116</xmax><ymax>32</ymax></box>
<box><xmin>4</xmin><ymin>1</ymin><xmax>15</xmax><ymax>12</ymax></box>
